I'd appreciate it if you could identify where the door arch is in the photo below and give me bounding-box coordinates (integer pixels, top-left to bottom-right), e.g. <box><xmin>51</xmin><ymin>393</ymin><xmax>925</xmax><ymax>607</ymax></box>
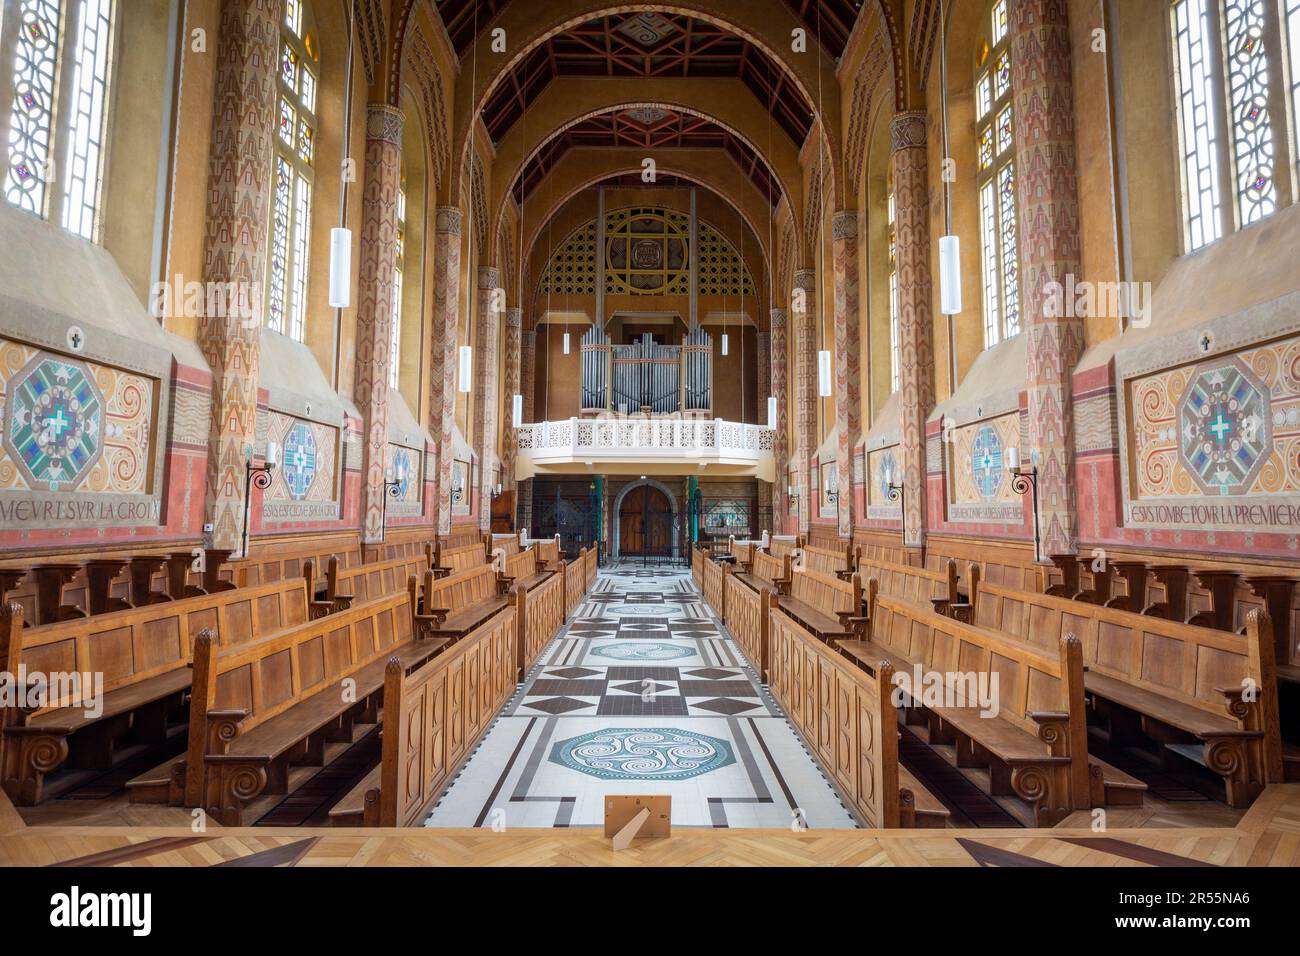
<box><xmin>612</xmin><ymin>479</ymin><xmax>680</xmax><ymax>558</ymax></box>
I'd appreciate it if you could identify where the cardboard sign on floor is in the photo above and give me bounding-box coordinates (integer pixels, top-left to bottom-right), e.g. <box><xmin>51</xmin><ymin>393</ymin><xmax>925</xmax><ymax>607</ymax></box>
<box><xmin>605</xmin><ymin>796</ymin><xmax>671</xmax><ymax>849</ymax></box>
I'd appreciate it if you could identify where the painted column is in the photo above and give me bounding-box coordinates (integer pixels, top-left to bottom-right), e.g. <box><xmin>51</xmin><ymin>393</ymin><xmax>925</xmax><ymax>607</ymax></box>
<box><xmin>432</xmin><ymin>206</ymin><xmax>463</xmax><ymax>535</ymax></box>
<box><xmin>769</xmin><ymin>308</ymin><xmax>789</xmax><ymax>531</ymax></box>
<box><xmin>500</xmin><ymin>307</ymin><xmax>523</xmax><ymax>492</ymax></box>
<box><xmin>353</xmin><ymin>105</ymin><xmax>404</xmax><ymax>544</ymax></box>
<box><xmin>474</xmin><ymin>266</ymin><xmax>501</xmax><ymax>532</ymax></box>
<box><xmin>1011</xmin><ymin>0</ymin><xmax>1082</xmax><ymax>557</ymax></box>
<box><xmin>518</xmin><ymin>327</ymin><xmax>536</xmax><ymax>532</ymax></box>
<box><xmin>197</xmin><ymin>0</ymin><xmax>277</xmax><ymax>553</ymax></box>
<box><xmin>890</xmin><ymin>111</ymin><xmax>936</xmax><ymax>550</ymax></box>
<box><xmin>793</xmin><ymin>269</ymin><xmax>818</xmax><ymax>535</ymax></box>
<box><xmin>832</xmin><ymin>209</ymin><xmax>861</xmax><ymax>538</ymax></box>
<box><xmin>756</xmin><ymin>328</ymin><xmax>773</xmax><ymax>532</ymax></box>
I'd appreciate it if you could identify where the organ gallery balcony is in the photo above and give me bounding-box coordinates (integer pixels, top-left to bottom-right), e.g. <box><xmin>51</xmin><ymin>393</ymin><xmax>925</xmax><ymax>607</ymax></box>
<box><xmin>515</xmin><ymin>417</ymin><xmax>775</xmax><ymax>479</ymax></box>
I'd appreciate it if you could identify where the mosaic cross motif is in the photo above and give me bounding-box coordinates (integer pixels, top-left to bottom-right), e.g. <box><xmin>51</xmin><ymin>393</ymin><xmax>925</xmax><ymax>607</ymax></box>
<box><xmin>877</xmin><ymin>449</ymin><xmax>898</xmax><ymax>499</ymax></box>
<box><xmin>1177</xmin><ymin>359</ymin><xmax>1272</xmax><ymax>495</ymax></box>
<box><xmin>550</xmin><ymin>728</ymin><xmax>734</xmax><ymax>781</ymax></box>
<box><xmin>591</xmin><ymin>642</ymin><xmax>694</xmax><ymax>661</ymax></box>
<box><xmin>4</xmin><ymin>356</ymin><xmax>103</xmax><ymax>491</ymax></box>
<box><xmin>282</xmin><ymin>421</ymin><xmax>318</xmax><ymax>499</ymax></box>
<box><xmin>970</xmin><ymin>424</ymin><xmax>1005</xmax><ymax>499</ymax></box>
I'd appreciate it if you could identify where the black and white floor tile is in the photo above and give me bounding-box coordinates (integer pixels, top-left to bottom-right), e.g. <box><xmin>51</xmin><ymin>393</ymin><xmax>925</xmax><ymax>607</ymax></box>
<box><xmin>424</xmin><ymin>568</ymin><xmax>858</xmax><ymax>829</ymax></box>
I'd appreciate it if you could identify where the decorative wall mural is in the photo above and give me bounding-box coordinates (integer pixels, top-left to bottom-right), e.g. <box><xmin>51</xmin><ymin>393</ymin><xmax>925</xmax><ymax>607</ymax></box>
<box><xmin>1126</xmin><ymin>337</ymin><xmax>1300</xmax><ymax>531</ymax></box>
<box><xmin>867</xmin><ymin>446</ymin><xmax>901</xmax><ymax>519</ymax></box>
<box><xmin>262</xmin><ymin>411</ymin><xmax>338</xmax><ymax>521</ymax></box>
<box><xmin>0</xmin><ymin>340</ymin><xmax>154</xmax><ymax>500</ymax></box>
<box><xmin>549</xmin><ymin>728</ymin><xmax>734</xmax><ymax>781</ymax></box>
<box><xmin>451</xmin><ymin>458</ymin><xmax>471</xmax><ymax>514</ymax></box>
<box><xmin>385</xmin><ymin>442</ymin><xmax>423</xmax><ymax>517</ymax></box>
<box><xmin>947</xmin><ymin>414</ymin><xmax>1022</xmax><ymax>524</ymax></box>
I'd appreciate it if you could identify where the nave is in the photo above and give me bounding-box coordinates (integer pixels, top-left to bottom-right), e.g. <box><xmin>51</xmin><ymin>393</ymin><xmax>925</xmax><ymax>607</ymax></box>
<box><xmin>426</xmin><ymin>567</ymin><xmax>856</xmax><ymax>829</ymax></box>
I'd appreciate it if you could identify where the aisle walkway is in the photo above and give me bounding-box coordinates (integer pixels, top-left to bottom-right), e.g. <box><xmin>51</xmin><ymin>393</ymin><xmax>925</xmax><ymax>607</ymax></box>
<box><xmin>424</xmin><ymin>568</ymin><xmax>858</xmax><ymax>829</ymax></box>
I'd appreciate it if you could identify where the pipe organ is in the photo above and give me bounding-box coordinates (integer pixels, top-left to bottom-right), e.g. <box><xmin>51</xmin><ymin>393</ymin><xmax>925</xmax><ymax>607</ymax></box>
<box><xmin>580</xmin><ymin>322</ymin><xmax>713</xmax><ymax>415</ymax></box>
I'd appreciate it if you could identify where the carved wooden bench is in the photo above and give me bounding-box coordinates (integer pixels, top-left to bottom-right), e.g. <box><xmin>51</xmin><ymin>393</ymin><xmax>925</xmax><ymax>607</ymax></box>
<box><xmin>328</xmin><ymin>606</ymin><xmax>517</xmax><ymax>827</ymax></box>
<box><xmin>767</xmin><ymin>607</ymin><xmax>947</xmax><ymax>828</ymax></box>
<box><xmin>2</xmin><ymin>577</ymin><xmax>309</xmax><ymax>805</ymax></box>
<box><xmin>960</xmin><ymin>575</ymin><xmax>1284</xmax><ymax>808</ymax></box>
<box><xmin>304</xmin><ymin>554</ymin><xmax>429</xmax><ymax>618</ymax></box>
<box><xmin>772</xmin><ymin>567</ymin><xmax>865</xmax><ymax>643</ymax></box>
<box><xmin>411</xmin><ymin>563</ymin><xmax>510</xmax><ymax>643</ymax></box>
<box><xmin>179</xmin><ymin>590</ymin><xmax>449</xmax><ymax>825</ymax></box>
<box><xmin>837</xmin><ymin>591</ymin><xmax>1091</xmax><ymax>826</ymax></box>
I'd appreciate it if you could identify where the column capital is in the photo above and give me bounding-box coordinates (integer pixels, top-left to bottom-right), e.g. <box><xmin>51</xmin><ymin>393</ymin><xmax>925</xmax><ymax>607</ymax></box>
<box><xmin>365</xmin><ymin>104</ymin><xmax>404</xmax><ymax>145</ymax></box>
<box><xmin>793</xmin><ymin>269</ymin><xmax>817</xmax><ymax>292</ymax></box>
<box><xmin>435</xmin><ymin>206</ymin><xmax>463</xmax><ymax>235</ymax></box>
<box><xmin>504</xmin><ymin>307</ymin><xmax>523</xmax><ymax>328</ymax></box>
<box><xmin>478</xmin><ymin>266</ymin><xmax>500</xmax><ymax>290</ymax></box>
<box><xmin>769</xmin><ymin>308</ymin><xmax>788</xmax><ymax>329</ymax></box>
<box><xmin>832</xmin><ymin>210</ymin><xmax>858</xmax><ymax>241</ymax></box>
<box><xmin>890</xmin><ymin>110</ymin><xmax>928</xmax><ymax>152</ymax></box>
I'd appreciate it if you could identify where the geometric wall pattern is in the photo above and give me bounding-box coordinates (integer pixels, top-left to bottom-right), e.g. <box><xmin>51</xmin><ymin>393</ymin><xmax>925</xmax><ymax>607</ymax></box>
<box><xmin>0</xmin><ymin>341</ymin><xmax>154</xmax><ymax>495</ymax></box>
<box><xmin>1130</xmin><ymin>339</ymin><xmax>1300</xmax><ymax>501</ymax></box>
<box><xmin>261</xmin><ymin>410</ymin><xmax>338</xmax><ymax>521</ymax></box>
<box><xmin>946</xmin><ymin>413</ymin><xmax>1023</xmax><ymax>524</ymax></box>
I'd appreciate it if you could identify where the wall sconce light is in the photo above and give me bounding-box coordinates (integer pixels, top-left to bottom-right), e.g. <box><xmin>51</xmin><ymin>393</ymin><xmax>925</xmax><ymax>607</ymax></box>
<box><xmin>1006</xmin><ymin>446</ymin><xmax>1042</xmax><ymax>562</ymax></box>
<box><xmin>457</xmin><ymin>345</ymin><xmax>472</xmax><ymax>392</ymax></box>
<box><xmin>241</xmin><ymin>441</ymin><xmax>278</xmax><ymax>558</ymax></box>
<box><xmin>818</xmin><ymin>349</ymin><xmax>832</xmax><ymax>397</ymax></box>
<box><xmin>329</xmin><ymin>228</ymin><xmax>352</xmax><ymax>308</ymax></box>
<box><xmin>767</xmin><ymin>396</ymin><xmax>777</xmax><ymax>430</ymax></box>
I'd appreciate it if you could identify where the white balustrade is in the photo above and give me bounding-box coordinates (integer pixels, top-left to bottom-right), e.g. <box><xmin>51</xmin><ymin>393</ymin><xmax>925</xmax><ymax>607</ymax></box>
<box><xmin>516</xmin><ymin>417</ymin><xmax>774</xmax><ymax>471</ymax></box>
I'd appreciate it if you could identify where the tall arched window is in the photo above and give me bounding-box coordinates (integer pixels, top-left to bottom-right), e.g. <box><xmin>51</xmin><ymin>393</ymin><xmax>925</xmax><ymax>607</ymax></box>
<box><xmin>389</xmin><ymin>175</ymin><xmax>406</xmax><ymax>389</ymax></box>
<box><xmin>1170</xmin><ymin>0</ymin><xmax>1300</xmax><ymax>252</ymax></box>
<box><xmin>3</xmin><ymin>0</ymin><xmax>117</xmax><ymax>240</ymax></box>
<box><xmin>888</xmin><ymin>186</ymin><xmax>900</xmax><ymax>394</ymax></box>
<box><xmin>268</xmin><ymin>0</ymin><xmax>318</xmax><ymax>341</ymax></box>
<box><xmin>974</xmin><ymin>0</ymin><xmax>1019</xmax><ymax>349</ymax></box>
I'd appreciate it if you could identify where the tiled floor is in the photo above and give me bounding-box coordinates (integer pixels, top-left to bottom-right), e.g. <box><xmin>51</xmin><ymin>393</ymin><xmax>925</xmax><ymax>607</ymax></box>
<box><xmin>424</xmin><ymin>569</ymin><xmax>859</xmax><ymax>830</ymax></box>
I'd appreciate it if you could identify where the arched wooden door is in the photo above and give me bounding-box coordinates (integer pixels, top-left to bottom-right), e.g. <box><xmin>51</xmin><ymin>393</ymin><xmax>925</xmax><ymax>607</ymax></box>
<box><xmin>619</xmin><ymin>485</ymin><xmax>673</xmax><ymax>556</ymax></box>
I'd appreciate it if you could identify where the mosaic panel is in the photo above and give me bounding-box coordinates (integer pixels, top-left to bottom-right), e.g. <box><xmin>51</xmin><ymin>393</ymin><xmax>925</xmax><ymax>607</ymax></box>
<box><xmin>866</xmin><ymin>445</ymin><xmax>902</xmax><ymax>519</ymax></box>
<box><xmin>262</xmin><ymin>410</ymin><xmax>339</xmax><ymax>522</ymax></box>
<box><xmin>1126</xmin><ymin>337</ymin><xmax>1300</xmax><ymax>531</ymax></box>
<box><xmin>946</xmin><ymin>413</ymin><xmax>1023</xmax><ymax>524</ymax></box>
<box><xmin>385</xmin><ymin>442</ymin><xmax>423</xmax><ymax>517</ymax></box>
<box><xmin>550</xmin><ymin>728</ymin><xmax>734</xmax><ymax>781</ymax></box>
<box><xmin>0</xmin><ymin>340</ymin><xmax>160</xmax><ymax>528</ymax></box>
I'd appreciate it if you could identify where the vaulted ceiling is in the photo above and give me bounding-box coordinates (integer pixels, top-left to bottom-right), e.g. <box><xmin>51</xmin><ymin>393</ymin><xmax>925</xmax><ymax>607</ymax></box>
<box><xmin>436</xmin><ymin>1</ymin><xmax>865</xmax><ymax>62</ymax></box>
<box><xmin>468</xmin><ymin>12</ymin><xmax>818</xmax><ymax>147</ymax></box>
<box><xmin>511</xmin><ymin>107</ymin><xmax>779</xmax><ymax>206</ymax></box>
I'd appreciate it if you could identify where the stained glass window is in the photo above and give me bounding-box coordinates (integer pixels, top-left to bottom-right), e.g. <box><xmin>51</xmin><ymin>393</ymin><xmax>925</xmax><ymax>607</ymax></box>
<box><xmin>266</xmin><ymin>0</ymin><xmax>319</xmax><ymax>339</ymax></box>
<box><xmin>975</xmin><ymin>0</ymin><xmax>1019</xmax><ymax>349</ymax></box>
<box><xmin>5</xmin><ymin>0</ymin><xmax>117</xmax><ymax>240</ymax></box>
<box><xmin>1171</xmin><ymin>0</ymin><xmax>1300</xmax><ymax>250</ymax></box>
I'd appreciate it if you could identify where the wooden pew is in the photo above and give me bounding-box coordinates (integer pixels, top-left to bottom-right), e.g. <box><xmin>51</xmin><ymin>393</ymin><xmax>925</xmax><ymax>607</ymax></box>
<box><xmin>801</xmin><ymin>541</ymin><xmax>858</xmax><ymax>581</ymax></box>
<box><xmin>767</xmin><ymin>607</ymin><xmax>948</xmax><ymax>828</ymax></box>
<box><xmin>768</xmin><ymin>535</ymin><xmax>803</xmax><ymax>563</ymax></box>
<box><xmin>328</xmin><ymin>606</ymin><xmax>517</xmax><ymax>827</ymax></box>
<box><xmin>3</xmin><ymin>577</ymin><xmax>309</xmax><ymax>805</ymax></box>
<box><xmin>854</xmin><ymin>528</ymin><xmax>913</xmax><ymax>568</ymax></box>
<box><xmin>304</xmin><ymin>554</ymin><xmax>429</xmax><ymax>619</ymax></box>
<box><xmin>432</xmin><ymin>541</ymin><xmax>489</xmax><ymax>579</ymax></box>
<box><xmin>564</xmin><ymin>547</ymin><xmax>590</xmax><ymax>616</ymax></box>
<box><xmin>806</xmin><ymin>527</ymin><xmax>843</xmax><ymax>551</ymax></box>
<box><xmin>859</xmin><ymin>556</ymin><xmax>960</xmax><ymax>618</ymax></box>
<box><xmin>962</xmin><ymin>575</ymin><xmax>1284</xmax><ymax>807</ymax></box>
<box><xmin>508</xmin><ymin>549</ymin><xmax>564</xmax><ymax>678</ymax></box>
<box><xmin>771</xmin><ymin>567</ymin><xmax>865</xmax><ymax>642</ymax></box>
<box><xmin>723</xmin><ymin>568</ymin><xmax>770</xmax><ymax>681</ymax></box>
<box><xmin>733</xmin><ymin>549</ymin><xmax>789</xmax><ymax>595</ymax></box>
<box><xmin>411</xmin><ymin>563</ymin><xmax>510</xmax><ymax>642</ymax></box>
<box><xmin>222</xmin><ymin>531</ymin><xmax>360</xmax><ymax>588</ymax></box>
<box><xmin>178</xmin><ymin>589</ymin><xmax>448</xmax><ymax>825</ymax></box>
<box><xmin>489</xmin><ymin>533</ymin><xmax>522</xmax><ymax>560</ymax></box>
<box><xmin>923</xmin><ymin>533</ymin><xmax>1041</xmax><ymax>590</ymax></box>
<box><xmin>839</xmin><ymin>591</ymin><xmax>1091</xmax><ymax>826</ymax></box>
<box><xmin>441</xmin><ymin>526</ymin><xmax>486</xmax><ymax>551</ymax></box>
<box><xmin>699</xmin><ymin>554</ymin><xmax>728</xmax><ymax>621</ymax></box>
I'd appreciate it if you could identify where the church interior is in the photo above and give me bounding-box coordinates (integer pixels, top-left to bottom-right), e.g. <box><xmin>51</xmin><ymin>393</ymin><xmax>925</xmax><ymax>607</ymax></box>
<box><xmin>1</xmin><ymin>0</ymin><xmax>1299</xmax><ymax>884</ymax></box>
